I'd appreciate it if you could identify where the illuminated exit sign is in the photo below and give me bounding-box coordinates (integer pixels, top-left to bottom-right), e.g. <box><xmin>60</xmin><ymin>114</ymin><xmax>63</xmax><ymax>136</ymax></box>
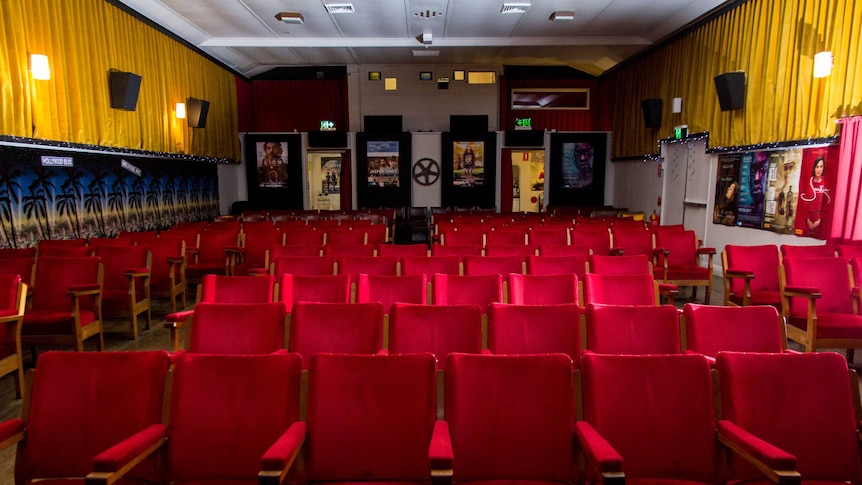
<box><xmin>674</xmin><ymin>125</ymin><xmax>688</xmax><ymax>139</ymax></box>
<box><xmin>515</xmin><ymin>118</ymin><xmax>532</xmax><ymax>130</ymax></box>
<box><xmin>320</xmin><ymin>120</ymin><xmax>336</xmax><ymax>131</ymax></box>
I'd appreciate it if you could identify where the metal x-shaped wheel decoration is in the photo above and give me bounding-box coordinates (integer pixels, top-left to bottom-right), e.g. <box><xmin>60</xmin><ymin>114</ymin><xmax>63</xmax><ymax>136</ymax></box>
<box><xmin>412</xmin><ymin>158</ymin><xmax>440</xmax><ymax>186</ymax></box>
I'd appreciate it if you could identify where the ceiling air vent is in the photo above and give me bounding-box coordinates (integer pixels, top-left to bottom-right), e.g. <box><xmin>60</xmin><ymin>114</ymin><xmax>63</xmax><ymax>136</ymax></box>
<box><xmin>324</xmin><ymin>3</ymin><xmax>355</xmax><ymax>14</ymax></box>
<box><xmin>500</xmin><ymin>3</ymin><xmax>530</xmax><ymax>14</ymax></box>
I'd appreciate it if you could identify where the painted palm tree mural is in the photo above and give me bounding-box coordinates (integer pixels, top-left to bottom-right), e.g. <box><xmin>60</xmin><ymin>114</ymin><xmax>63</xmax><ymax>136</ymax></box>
<box><xmin>0</xmin><ymin>146</ymin><xmax>219</xmax><ymax>248</ymax></box>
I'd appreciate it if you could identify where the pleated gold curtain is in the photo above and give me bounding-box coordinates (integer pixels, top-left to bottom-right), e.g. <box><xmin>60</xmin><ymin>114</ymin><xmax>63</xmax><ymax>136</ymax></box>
<box><xmin>0</xmin><ymin>0</ymin><xmax>240</xmax><ymax>160</ymax></box>
<box><xmin>605</xmin><ymin>0</ymin><xmax>862</xmax><ymax>159</ymax></box>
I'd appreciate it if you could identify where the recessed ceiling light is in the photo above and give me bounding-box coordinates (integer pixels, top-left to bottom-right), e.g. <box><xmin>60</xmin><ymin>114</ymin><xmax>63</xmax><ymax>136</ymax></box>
<box><xmin>549</xmin><ymin>10</ymin><xmax>575</xmax><ymax>21</ymax></box>
<box><xmin>412</xmin><ymin>49</ymin><xmax>440</xmax><ymax>57</ymax></box>
<box><xmin>501</xmin><ymin>3</ymin><xmax>530</xmax><ymax>14</ymax></box>
<box><xmin>275</xmin><ymin>12</ymin><xmax>304</xmax><ymax>24</ymax></box>
<box><xmin>324</xmin><ymin>3</ymin><xmax>354</xmax><ymax>14</ymax></box>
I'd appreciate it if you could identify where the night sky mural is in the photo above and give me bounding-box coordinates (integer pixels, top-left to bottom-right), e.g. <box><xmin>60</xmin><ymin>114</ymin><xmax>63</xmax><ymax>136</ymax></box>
<box><xmin>0</xmin><ymin>145</ymin><xmax>219</xmax><ymax>248</ymax></box>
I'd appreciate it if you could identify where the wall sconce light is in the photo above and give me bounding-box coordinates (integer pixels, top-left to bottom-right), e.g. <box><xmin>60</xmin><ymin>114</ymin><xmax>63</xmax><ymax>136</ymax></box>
<box><xmin>175</xmin><ymin>102</ymin><xmax>186</xmax><ymax>119</ymax></box>
<box><xmin>813</xmin><ymin>51</ymin><xmax>833</xmax><ymax>78</ymax></box>
<box><xmin>29</xmin><ymin>54</ymin><xmax>50</xmax><ymax>80</ymax></box>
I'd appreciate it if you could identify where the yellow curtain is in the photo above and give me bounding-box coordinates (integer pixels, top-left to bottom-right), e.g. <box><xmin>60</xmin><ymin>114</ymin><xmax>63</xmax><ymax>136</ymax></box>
<box><xmin>605</xmin><ymin>0</ymin><xmax>862</xmax><ymax>158</ymax></box>
<box><xmin>0</xmin><ymin>0</ymin><xmax>240</xmax><ymax>160</ymax></box>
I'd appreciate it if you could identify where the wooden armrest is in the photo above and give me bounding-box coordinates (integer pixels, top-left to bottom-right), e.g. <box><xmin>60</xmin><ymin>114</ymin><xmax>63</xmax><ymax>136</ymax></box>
<box><xmin>726</xmin><ymin>269</ymin><xmax>755</xmax><ymax>280</ymax></box>
<box><xmin>0</xmin><ymin>419</ymin><xmax>25</xmax><ymax>451</ymax></box>
<box><xmin>696</xmin><ymin>247</ymin><xmax>717</xmax><ymax>255</ymax></box>
<box><xmin>87</xmin><ymin>424</ymin><xmax>167</xmax><ymax>485</ymax></box>
<box><xmin>783</xmin><ymin>286</ymin><xmax>822</xmax><ymax>299</ymax></box>
<box><xmin>575</xmin><ymin>421</ymin><xmax>624</xmax><ymax>484</ymax></box>
<box><xmin>259</xmin><ymin>421</ymin><xmax>306</xmax><ymax>485</ymax></box>
<box><xmin>717</xmin><ymin>420</ymin><xmax>800</xmax><ymax>485</ymax></box>
<box><xmin>67</xmin><ymin>284</ymin><xmax>101</xmax><ymax>297</ymax></box>
<box><xmin>125</xmin><ymin>267</ymin><xmax>150</xmax><ymax>278</ymax></box>
<box><xmin>430</xmin><ymin>420</ymin><xmax>453</xmax><ymax>485</ymax></box>
<box><xmin>167</xmin><ymin>255</ymin><xmax>185</xmax><ymax>264</ymax></box>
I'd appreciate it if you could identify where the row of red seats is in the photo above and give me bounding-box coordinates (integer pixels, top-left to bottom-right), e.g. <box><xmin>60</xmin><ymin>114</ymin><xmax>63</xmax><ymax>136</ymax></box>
<box><xmin>172</xmin><ymin>298</ymin><xmax>787</xmax><ymax>365</ymax></box>
<box><xmin>3</xmin><ymin>349</ymin><xmax>855</xmax><ymax>484</ymax></box>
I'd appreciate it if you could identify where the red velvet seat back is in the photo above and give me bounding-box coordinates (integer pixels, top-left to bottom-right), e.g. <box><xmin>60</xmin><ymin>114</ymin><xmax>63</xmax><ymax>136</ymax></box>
<box><xmin>336</xmin><ymin>255</ymin><xmax>398</xmax><ymax>280</ymax></box>
<box><xmin>486</xmin><ymin>228</ymin><xmax>527</xmax><ymax>246</ymax></box>
<box><xmin>279</xmin><ymin>274</ymin><xmax>350</xmax><ymax>313</ymax></box>
<box><xmin>682</xmin><ymin>303</ymin><xmax>784</xmax><ymax>357</ymax></box>
<box><xmin>135</xmin><ymin>236</ymin><xmax>184</xmax><ymax>289</ymax></box>
<box><xmin>526</xmin><ymin>254</ymin><xmax>588</xmax><ymax>277</ymax></box>
<box><xmin>484</xmin><ymin>244</ymin><xmax>537</xmax><ymax>258</ymax></box>
<box><xmin>589</xmin><ymin>254</ymin><xmax>651</xmax><ymax>275</ymax></box>
<box><xmin>655</xmin><ymin>229</ymin><xmax>698</xmax><ymax>267</ymax></box>
<box><xmin>32</xmin><ymin>256</ymin><xmax>100</xmax><ymax>312</ymax></box>
<box><xmin>538</xmin><ymin>244</ymin><xmax>591</xmax><ymax>257</ymax></box>
<box><xmin>444</xmin><ymin>353</ymin><xmax>577</xmax><ymax>482</ymax></box>
<box><xmin>441</xmin><ymin>229</ymin><xmax>485</xmax><ymax>247</ymax></box>
<box><xmin>269</xmin><ymin>244</ymin><xmax>322</xmax><ymax>259</ymax></box>
<box><xmin>570</xmin><ymin>228</ymin><xmax>611</xmax><ymax>255</ymax></box>
<box><xmin>508</xmin><ymin>273</ymin><xmax>578</xmax><ymax>305</ymax></box>
<box><xmin>0</xmin><ymin>247</ymin><xmax>37</xmax><ymax>259</ymax></box>
<box><xmin>487</xmin><ymin>303</ymin><xmax>581</xmax><ymax>362</ymax></box>
<box><xmin>724</xmin><ymin>244</ymin><xmax>780</xmax><ymax>294</ymax></box>
<box><xmin>95</xmin><ymin>244</ymin><xmax>150</xmax><ymax>293</ymax></box>
<box><xmin>584</xmin><ymin>273</ymin><xmax>656</xmax><ymax>306</ymax></box>
<box><xmin>272</xmin><ymin>256</ymin><xmax>334</xmax><ymax>277</ymax></box>
<box><xmin>189</xmin><ymin>302</ymin><xmax>285</xmax><ymax>354</ymax></box>
<box><xmin>610</xmin><ymin>227</ymin><xmax>654</xmax><ymax>258</ymax></box>
<box><xmin>283</xmin><ymin>227</ymin><xmax>325</xmax><ymax>246</ymax></box>
<box><xmin>401</xmin><ymin>255</ymin><xmax>461</xmax><ymax>276</ymax></box>
<box><xmin>528</xmin><ymin>226</ymin><xmax>570</xmax><ymax>246</ymax></box>
<box><xmin>199</xmin><ymin>274</ymin><xmax>274</xmax><ymax>303</ymax></box>
<box><xmin>235</xmin><ymin>230</ymin><xmax>284</xmax><ymax>272</ymax></box>
<box><xmin>323</xmin><ymin>243</ymin><xmax>376</xmax><ymax>257</ymax></box>
<box><xmin>783</xmin><ymin>256</ymin><xmax>854</xmax><ymax>315</ymax></box>
<box><xmin>325</xmin><ymin>226</ymin><xmax>366</xmax><ymax>245</ymax></box>
<box><xmin>356</xmin><ymin>274</ymin><xmax>427</xmax><ymax>310</ymax></box>
<box><xmin>376</xmin><ymin>243</ymin><xmax>429</xmax><ymax>258</ymax></box>
<box><xmin>716</xmin><ymin>352</ymin><xmax>862</xmax><ymax>481</ymax></box>
<box><xmin>780</xmin><ymin>244</ymin><xmax>835</xmax><ymax>258</ymax></box>
<box><xmin>463</xmin><ymin>255</ymin><xmax>524</xmax><ymax>282</ymax></box>
<box><xmin>585</xmin><ymin>303</ymin><xmax>681</xmax><ymax>354</ymax></box>
<box><xmin>168</xmin><ymin>352</ymin><xmax>301</xmax><ymax>481</ymax></box>
<box><xmin>432</xmin><ymin>274</ymin><xmax>502</xmax><ymax>312</ymax></box>
<box><xmin>430</xmin><ymin>243</ymin><xmax>484</xmax><ymax>257</ymax></box>
<box><xmin>0</xmin><ymin>257</ymin><xmax>34</xmax><ymax>288</ymax></box>
<box><xmin>18</xmin><ymin>350</ymin><xmax>169</xmax><ymax>481</ymax></box>
<box><xmin>0</xmin><ymin>273</ymin><xmax>21</xmax><ymax>316</ymax></box>
<box><xmin>289</xmin><ymin>301</ymin><xmax>383</xmax><ymax>366</ymax></box>
<box><xmin>194</xmin><ymin>230</ymin><xmax>238</xmax><ymax>264</ymax></box>
<box><xmin>389</xmin><ymin>303</ymin><xmax>483</xmax><ymax>368</ymax></box>
<box><xmin>580</xmin><ymin>353</ymin><xmax>717</xmax><ymax>482</ymax></box>
<box><xmin>306</xmin><ymin>353</ymin><xmax>437</xmax><ymax>481</ymax></box>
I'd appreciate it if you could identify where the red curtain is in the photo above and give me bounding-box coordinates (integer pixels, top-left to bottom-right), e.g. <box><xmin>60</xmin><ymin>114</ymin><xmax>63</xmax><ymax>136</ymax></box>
<box><xmin>830</xmin><ymin>116</ymin><xmax>862</xmax><ymax>242</ymax></box>
<box><xmin>246</xmin><ymin>79</ymin><xmax>348</xmax><ymax>133</ymax></box>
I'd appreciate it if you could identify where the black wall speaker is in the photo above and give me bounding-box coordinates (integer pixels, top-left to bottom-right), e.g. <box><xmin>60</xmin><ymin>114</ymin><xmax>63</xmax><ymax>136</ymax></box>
<box><xmin>714</xmin><ymin>72</ymin><xmax>746</xmax><ymax>111</ymax></box>
<box><xmin>187</xmin><ymin>97</ymin><xmax>210</xmax><ymax>128</ymax></box>
<box><xmin>109</xmin><ymin>71</ymin><xmax>142</xmax><ymax>111</ymax></box>
<box><xmin>641</xmin><ymin>99</ymin><xmax>663</xmax><ymax>128</ymax></box>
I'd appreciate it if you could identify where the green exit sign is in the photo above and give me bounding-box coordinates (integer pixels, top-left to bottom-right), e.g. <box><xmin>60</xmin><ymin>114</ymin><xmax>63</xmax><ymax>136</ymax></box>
<box><xmin>320</xmin><ymin>120</ymin><xmax>335</xmax><ymax>131</ymax></box>
<box><xmin>674</xmin><ymin>125</ymin><xmax>688</xmax><ymax>139</ymax></box>
<box><xmin>515</xmin><ymin>118</ymin><xmax>532</xmax><ymax>130</ymax></box>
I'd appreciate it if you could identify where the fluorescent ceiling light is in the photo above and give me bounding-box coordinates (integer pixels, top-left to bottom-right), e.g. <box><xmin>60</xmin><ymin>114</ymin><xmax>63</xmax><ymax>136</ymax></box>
<box><xmin>324</xmin><ymin>3</ymin><xmax>354</xmax><ymax>14</ymax></box>
<box><xmin>501</xmin><ymin>3</ymin><xmax>530</xmax><ymax>14</ymax></box>
<box><xmin>275</xmin><ymin>12</ymin><xmax>304</xmax><ymax>24</ymax></box>
<box><xmin>549</xmin><ymin>11</ymin><xmax>575</xmax><ymax>21</ymax></box>
<box><xmin>412</xmin><ymin>49</ymin><xmax>440</xmax><ymax>57</ymax></box>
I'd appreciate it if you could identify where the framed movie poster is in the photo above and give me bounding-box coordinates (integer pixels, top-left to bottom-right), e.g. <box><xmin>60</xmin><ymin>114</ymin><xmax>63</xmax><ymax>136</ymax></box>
<box><xmin>244</xmin><ymin>133</ymin><xmax>303</xmax><ymax>210</ymax></box>
<box><xmin>441</xmin><ymin>131</ymin><xmax>497</xmax><ymax>209</ymax></box>
<box><xmin>793</xmin><ymin>145</ymin><xmax>839</xmax><ymax>240</ymax></box>
<box><xmin>356</xmin><ymin>132</ymin><xmax>411</xmax><ymax>209</ymax></box>
<box><xmin>713</xmin><ymin>154</ymin><xmax>741</xmax><ymax>226</ymax></box>
<box><xmin>547</xmin><ymin>132</ymin><xmax>608</xmax><ymax>207</ymax></box>
<box><xmin>366</xmin><ymin>140</ymin><xmax>400</xmax><ymax>187</ymax></box>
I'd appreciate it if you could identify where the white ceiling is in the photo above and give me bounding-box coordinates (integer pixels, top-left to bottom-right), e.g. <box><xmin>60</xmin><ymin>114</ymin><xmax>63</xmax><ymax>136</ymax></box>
<box><xmin>116</xmin><ymin>0</ymin><xmax>734</xmax><ymax>78</ymax></box>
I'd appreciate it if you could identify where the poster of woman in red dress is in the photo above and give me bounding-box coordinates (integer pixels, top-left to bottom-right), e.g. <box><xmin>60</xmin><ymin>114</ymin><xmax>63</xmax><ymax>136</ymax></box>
<box><xmin>794</xmin><ymin>146</ymin><xmax>838</xmax><ymax>239</ymax></box>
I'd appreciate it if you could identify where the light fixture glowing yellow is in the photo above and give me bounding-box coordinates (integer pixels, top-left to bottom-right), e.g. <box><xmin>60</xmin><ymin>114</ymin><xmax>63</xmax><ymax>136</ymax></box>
<box><xmin>30</xmin><ymin>54</ymin><xmax>50</xmax><ymax>80</ymax></box>
<box><xmin>176</xmin><ymin>102</ymin><xmax>186</xmax><ymax>119</ymax></box>
<box><xmin>813</xmin><ymin>51</ymin><xmax>833</xmax><ymax>78</ymax></box>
